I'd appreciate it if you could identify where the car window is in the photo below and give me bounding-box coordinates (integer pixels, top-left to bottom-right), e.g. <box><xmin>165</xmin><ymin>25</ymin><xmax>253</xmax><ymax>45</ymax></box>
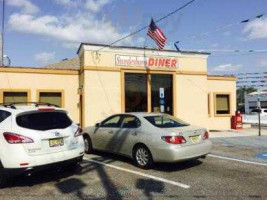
<box><xmin>0</xmin><ymin>110</ymin><xmax>11</xmax><ymax>123</ymax></box>
<box><xmin>264</xmin><ymin>110</ymin><xmax>267</xmax><ymax>113</ymax></box>
<box><xmin>121</xmin><ymin>116</ymin><xmax>141</xmax><ymax>128</ymax></box>
<box><xmin>16</xmin><ymin>111</ymin><xmax>72</xmax><ymax>131</ymax></box>
<box><xmin>145</xmin><ymin>115</ymin><xmax>189</xmax><ymax>128</ymax></box>
<box><xmin>101</xmin><ymin>115</ymin><xmax>121</xmax><ymax>128</ymax></box>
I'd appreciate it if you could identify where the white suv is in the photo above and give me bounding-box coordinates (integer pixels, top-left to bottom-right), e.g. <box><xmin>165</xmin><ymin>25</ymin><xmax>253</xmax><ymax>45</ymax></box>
<box><xmin>0</xmin><ymin>103</ymin><xmax>84</xmax><ymax>187</ymax></box>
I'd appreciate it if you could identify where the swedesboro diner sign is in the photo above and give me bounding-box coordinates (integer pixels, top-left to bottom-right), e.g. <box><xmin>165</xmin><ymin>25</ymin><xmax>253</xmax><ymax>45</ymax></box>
<box><xmin>115</xmin><ymin>55</ymin><xmax>179</xmax><ymax>69</ymax></box>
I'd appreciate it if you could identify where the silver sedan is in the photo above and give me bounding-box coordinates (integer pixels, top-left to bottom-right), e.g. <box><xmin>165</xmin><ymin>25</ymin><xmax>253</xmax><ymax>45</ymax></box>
<box><xmin>83</xmin><ymin>113</ymin><xmax>212</xmax><ymax>169</ymax></box>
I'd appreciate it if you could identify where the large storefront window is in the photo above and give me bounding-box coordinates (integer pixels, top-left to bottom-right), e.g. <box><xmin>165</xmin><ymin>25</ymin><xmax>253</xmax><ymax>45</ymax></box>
<box><xmin>151</xmin><ymin>74</ymin><xmax>173</xmax><ymax>115</ymax></box>
<box><xmin>124</xmin><ymin>73</ymin><xmax>173</xmax><ymax>114</ymax></box>
<box><xmin>125</xmin><ymin>73</ymin><xmax>147</xmax><ymax>112</ymax></box>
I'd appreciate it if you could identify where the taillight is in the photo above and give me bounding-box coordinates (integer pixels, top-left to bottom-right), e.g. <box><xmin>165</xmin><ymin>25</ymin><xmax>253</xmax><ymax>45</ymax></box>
<box><xmin>202</xmin><ymin>131</ymin><xmax>209</xmax><ymax>140</ymax></box>
<box><xmin>3</xmin><ymin>132</ymin><xmax>34</xmax><ymax>144</ymax></box>
<box><xmin>74</xmin><ymin>127</ymin><xmax>83</xmax><ymax>137</ymax></box>
<box><xmin>161</xmin><ymin>136</ymin><xmax>186</xmax><ymax>144</ymax></box>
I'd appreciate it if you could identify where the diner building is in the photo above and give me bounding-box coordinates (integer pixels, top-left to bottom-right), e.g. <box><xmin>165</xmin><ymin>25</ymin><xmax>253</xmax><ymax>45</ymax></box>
<box><xmin>0</xmin><ymin>43</ymin><xmax>237</xmax><ymax>130</ymax></box>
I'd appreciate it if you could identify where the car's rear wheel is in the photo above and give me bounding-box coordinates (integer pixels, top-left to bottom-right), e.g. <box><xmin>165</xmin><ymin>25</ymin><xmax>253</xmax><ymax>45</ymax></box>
<box><xmin>84</xmin><ymin>135</ymin><xmax>93</xmax><ymax>154</ymax></box>
<box><xmin>133</xmin><ymin>145</ymin><xmax>153</xmax><ymax>169</ymax></box>
<box><xmin>0</xmin><ymin>163</ymin><xmax>8</xmax><ymax>188</ymax></box>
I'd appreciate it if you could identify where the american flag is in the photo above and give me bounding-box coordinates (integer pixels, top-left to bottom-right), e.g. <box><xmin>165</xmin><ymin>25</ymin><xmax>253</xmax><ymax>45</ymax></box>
<box><xmin>147</xmin><ymin>18</ymin><xmax>167</xmax><ymax>50</ymax></box>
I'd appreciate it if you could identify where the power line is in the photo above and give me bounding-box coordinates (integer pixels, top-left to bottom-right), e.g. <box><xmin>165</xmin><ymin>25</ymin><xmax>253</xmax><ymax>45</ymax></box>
<box><xmin>177</xmin><ymin>13</ymin><xmax>265</xmax><ymax>43</ymax></box>
<box><xmin>96</xmin><ymin>0</ymin><xmax>197</xmax><ymax>52</ymax></box>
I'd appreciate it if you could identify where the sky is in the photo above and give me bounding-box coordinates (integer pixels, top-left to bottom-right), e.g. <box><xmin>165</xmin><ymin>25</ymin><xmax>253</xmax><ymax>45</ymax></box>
<box><xmin>1</xmin><ymin>0</ymin><xmax>267</xmax><ymax>75</ymax></box>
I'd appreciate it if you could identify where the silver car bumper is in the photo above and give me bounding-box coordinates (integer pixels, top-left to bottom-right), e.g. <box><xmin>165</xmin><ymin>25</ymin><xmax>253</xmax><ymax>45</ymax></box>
<box><xmin>152</xmin><ymin>140</ymin><xmax>212</xmax><ymax>163</ymax></box>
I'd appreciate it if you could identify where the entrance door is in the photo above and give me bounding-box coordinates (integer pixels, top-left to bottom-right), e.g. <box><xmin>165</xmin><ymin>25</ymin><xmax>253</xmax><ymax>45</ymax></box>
<box><xmin>151</xmin><ymin>74</ymin><xmax>173</xmax><ymax>115</ymax></box>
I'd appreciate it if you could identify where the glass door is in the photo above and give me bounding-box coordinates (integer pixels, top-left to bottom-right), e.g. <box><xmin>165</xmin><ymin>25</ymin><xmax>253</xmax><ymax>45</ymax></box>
<box><xmin>151</xmin><ymin>74</ymin><xmax>173</xmax><ymax>115</ymax></box>
<box><xmin>125</xmin><ymin>73</ymin><xmax>147</xmax><ymax>112</ymax></box>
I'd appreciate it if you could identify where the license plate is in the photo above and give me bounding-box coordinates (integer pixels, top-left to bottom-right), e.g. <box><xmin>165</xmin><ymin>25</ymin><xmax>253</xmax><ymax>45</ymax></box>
<box><xmin>49</xmin><ymin>138</ymin><xmax>64</xmax><ymax>147</ymax></box>
<box><xmin>190</xmin><ymin>135</ymin><xmax>200</xmax><ymax>144</ymax></box>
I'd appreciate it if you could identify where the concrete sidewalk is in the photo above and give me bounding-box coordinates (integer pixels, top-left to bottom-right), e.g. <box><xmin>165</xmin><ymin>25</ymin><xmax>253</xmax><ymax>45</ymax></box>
<box><xmin>209</xmin><ymin>128</ymin><xmax>267</xmax><ymax>138</ymax></box>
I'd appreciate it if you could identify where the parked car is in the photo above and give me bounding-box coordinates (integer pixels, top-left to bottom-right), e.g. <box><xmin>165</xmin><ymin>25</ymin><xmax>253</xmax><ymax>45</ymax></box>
<box><xmin>83</xmin><ymin>113</ymin><xmax>212</xmax><ymax>169</ymax></box>
<box><xmin>250</xmin><ymin>108</ymin><xmax>267</xmax><ymax>116</ymax></box>
<box><xmin>0</xmin><ymin>102</ymin><xmax>85</xmax><ymax>187</ymax></box>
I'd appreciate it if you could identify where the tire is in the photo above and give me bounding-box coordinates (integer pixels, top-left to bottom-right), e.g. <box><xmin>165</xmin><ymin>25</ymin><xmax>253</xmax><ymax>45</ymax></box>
<box><xmin>84</xmin><ymin>135</ymin><xmax>93</xmax><ymax>154</ymax></box>
<box><xmin>0</xmin><ymin>163</ymin><xmax>8</xmax><ymax>188</ymax></box>
<box><xmin>133</xmin><ymin>145</ymin><xmax>153</xmax><ymax>169</ymax></box>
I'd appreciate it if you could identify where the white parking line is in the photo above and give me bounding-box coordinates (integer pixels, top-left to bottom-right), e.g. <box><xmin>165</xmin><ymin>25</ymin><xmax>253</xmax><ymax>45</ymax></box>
<box><xmin>208</xmin><ymin>154</ymin><xmax>267</xmax><ymax>166</ymax></box>
<box><xmin>83</xmin><ymin>157</ymin><xmax>190</xmax><ymax>189</ymax></box>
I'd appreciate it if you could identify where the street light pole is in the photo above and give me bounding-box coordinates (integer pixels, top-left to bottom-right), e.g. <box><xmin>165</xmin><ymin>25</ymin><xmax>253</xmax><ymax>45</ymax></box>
<box><xmin>257</xmin><ymin>92</ymin><xmax>261</xmax><ymax>137</ymax></box>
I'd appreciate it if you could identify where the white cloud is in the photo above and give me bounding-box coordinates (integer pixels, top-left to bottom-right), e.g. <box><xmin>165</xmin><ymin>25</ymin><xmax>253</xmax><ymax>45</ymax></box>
<box><xmin>6</xmin><ymin>0</ymin><xmax>39</xmax><ymax>14</ymax></box>
<box><xmin>54</xmin><ymin>0</ymin><xmax>79</xmax><ymax>7</ymax></box>
<box><xmin>34</xmin><ymin>52</ymin><xmax>56</xmax><ymax>65</ymax></box>
<box><xmin>243</xmin><ymin>18</ymin><xmax>267</xmax><ymax>39</ymax></box>
<box><xmin>85</xmin><ymin>0</ymin><xmax>111</xmax><ymax>13</ymax></box>
<box><xmin>8</xmin><ymin>12</ymin><xmax>132</xmax><ymax>48</ymax></box>
<box><xmin>211</xmin><ymin>63</ymin><xmax>243</xmax><ymax>72</ymax></box>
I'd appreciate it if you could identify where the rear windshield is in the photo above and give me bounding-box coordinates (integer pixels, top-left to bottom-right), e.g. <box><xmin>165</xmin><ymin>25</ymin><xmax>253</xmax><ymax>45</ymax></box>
<box><xmin>16</xmin><ymin>111</ymin><xmax>72</xmax><ymax>131</ymax></box>
<box><xmin>145</xmin><ymin>115</ymin><xmax>189</xmax><ymax>128</ymax></box>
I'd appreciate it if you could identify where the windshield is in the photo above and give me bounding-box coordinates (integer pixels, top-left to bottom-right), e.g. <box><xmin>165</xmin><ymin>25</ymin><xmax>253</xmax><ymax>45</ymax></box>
<box><xmin>16</xmin><ymin>111</ymin><xmax>72</xmax><ymax>131</ymax></box>
<box><xmin>144</xmin><ymin>115</ymin><xmax>189</xmax><ymax>128</ymax></box>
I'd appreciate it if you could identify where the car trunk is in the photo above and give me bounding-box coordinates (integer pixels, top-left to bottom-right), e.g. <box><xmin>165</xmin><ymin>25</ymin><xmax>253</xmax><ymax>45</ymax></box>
<box><xmin>162</xmin><ymin>126</ymin><xmax>206</xmax><ymax>146</ymax></box>
<box><xmin>15</xmin><ymin>110</ymin><xmax>78</xmax><ymax>156</ymax></box>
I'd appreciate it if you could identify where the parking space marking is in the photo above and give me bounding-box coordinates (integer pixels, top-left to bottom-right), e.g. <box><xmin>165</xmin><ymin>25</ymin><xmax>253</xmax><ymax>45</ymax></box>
<box><xmin>208</xmin><ymin>154</ymin><xmax>267</xmax><ymax>166</ymax></box>
<box><xmin>83</xmin><ymin>157</ymin><xmax>190</xmax><ymax>189</ymax></box>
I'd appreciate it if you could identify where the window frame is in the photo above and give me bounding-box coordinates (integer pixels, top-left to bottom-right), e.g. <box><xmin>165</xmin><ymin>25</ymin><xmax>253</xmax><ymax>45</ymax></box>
<box><xmin>100</xmin><ymin>115</ymin><xmax>123</xmax><ymax>128</ymax></box>
<box><xmin>121</xmin><ymin>114</ymin><xmax>141</xmax><ymax>129</ymax></box>
<box><xmin>213</xmin><ymin>93</ymin><xmax>232</xmax><ymax>117</ymax></box>
<box><xmin>0</xmin><ymin>89</ymin><xmax>31</xmax><ymax>104</ymax></box>
<box><xmin>36</xmin><ymin>89</ymin><xmax>65</xmax><ymax>108</ymax></box>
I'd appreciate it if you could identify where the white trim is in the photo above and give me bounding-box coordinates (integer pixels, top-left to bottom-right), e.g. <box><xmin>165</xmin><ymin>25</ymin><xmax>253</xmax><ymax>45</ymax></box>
<box><xmin>78</xmin><ymin>44</ymin><xmax>209</xmax><ymax>59</ymax></box>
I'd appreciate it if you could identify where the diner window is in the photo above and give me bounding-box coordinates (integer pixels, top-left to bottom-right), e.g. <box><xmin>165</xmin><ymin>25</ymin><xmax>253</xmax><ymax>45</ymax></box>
<box><xmin>3</xmin><ymin>92</ymin><xmax>28</xmax><ymax>103</ymax></box>
<box><xmin>125</xmin><ymin>73</ymin><xmax>147</xmax><ymax>112</ymax></box>
<box><xmin>215</xmin><ymin>94</ymin><xmax>230</xmax><ymax>115</ymax></box>
<box><xmin>39</xmin><ymin>92</ymin><xmax>62</xmax><ymax>107</ymax></box>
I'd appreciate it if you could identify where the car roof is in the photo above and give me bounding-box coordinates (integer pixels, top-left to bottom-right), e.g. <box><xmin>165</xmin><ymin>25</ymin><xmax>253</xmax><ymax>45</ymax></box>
<box><xmin>124</xmin><ymin>112</ymin><xmax>166</xmax><ymax>117</ymax></box>
<box><xmin>0</xmin><ymin>105</ymin><xmax>65</xmax><ymax>113</ymax></box>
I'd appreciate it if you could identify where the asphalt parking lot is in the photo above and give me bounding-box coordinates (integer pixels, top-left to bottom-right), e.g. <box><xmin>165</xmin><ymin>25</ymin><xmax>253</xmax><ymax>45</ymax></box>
<box><xmin>1</xmin><ymin>133</ymin><xmax>267</xmax><ymax>200</ymax></box>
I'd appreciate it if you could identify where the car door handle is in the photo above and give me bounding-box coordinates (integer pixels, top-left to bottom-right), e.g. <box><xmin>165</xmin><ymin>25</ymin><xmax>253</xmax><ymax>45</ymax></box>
<box><xmin>131</xmin><ymin>132</ymin><xmax>138</xmax><ymax>136</ymax></box>
<box><xmin>108</xmin><ymin>130</ymin><xmax>114</xmax><ymax>134</ymax></box>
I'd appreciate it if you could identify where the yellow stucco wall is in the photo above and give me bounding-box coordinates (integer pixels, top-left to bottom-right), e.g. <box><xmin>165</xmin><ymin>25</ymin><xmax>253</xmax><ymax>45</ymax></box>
<box><xmin>207</xmin><ymin>79</ymin><xmax>236</xmax><ymax>130</ymax></box>
<box><xmin>83</xmin><ymin>70</ymin><xmax>121</xmax><ymax>126</ymax></box>
<box><xmin>80</xmin><ymin>44</ymin><xmax>236</xmax><ymax>130</ymax></box>
<box><xmin>176</xmin><ymin>74</ymin><xmax>209</xmax><ymax>128</ymax></box>
<box><xmin>0</xmin><ymin>70</ymin><xmax>80</xmax><ymax>123</ymax></box>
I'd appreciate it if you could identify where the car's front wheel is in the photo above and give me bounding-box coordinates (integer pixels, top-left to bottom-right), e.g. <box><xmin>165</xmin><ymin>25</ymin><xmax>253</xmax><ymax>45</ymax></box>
<box><xmin>133</xmin><ymin>145</ymin><xmax>153</xmax><ymax>169</ymax></box>
<box><xmin>84</xmin><ymin>135</ymin><xmax>93</xmax><ymax>154</ymax></box>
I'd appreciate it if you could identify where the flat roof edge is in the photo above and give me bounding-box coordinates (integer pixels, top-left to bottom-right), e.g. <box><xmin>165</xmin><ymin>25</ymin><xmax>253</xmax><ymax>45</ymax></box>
<box><xmin>77</xmin><ymin>43</ymin><xmax>211</xmax><ymax>55</ymax></box>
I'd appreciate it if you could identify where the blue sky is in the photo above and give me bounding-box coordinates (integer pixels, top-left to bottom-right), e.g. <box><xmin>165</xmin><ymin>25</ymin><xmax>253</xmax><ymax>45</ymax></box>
<box><xmin>1</xmin><ymin>0</ymin><xmax>267</xmax><ymax>74</ymax></box>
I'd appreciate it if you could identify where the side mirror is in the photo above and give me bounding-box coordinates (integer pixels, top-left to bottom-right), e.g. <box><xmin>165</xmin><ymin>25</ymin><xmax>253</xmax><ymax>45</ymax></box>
<box><xmin>95</xmin><ymin>123</ymin><xmax>100</xmax><ymax>127</ymax></box>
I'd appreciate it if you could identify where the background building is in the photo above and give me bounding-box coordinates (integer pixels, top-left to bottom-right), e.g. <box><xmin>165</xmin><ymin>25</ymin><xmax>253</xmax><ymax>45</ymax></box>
<box><xmin>235</xmin><ymin>72</ymin><xmax>267</xmax><ymax>90</ymax></box>
<box><xmin>245</xmin><ymin>90</ymin><xmax>267</xmax><ymax>114</ymax></box>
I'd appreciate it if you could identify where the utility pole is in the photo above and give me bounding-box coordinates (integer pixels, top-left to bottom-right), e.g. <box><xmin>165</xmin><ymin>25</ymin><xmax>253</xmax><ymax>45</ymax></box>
<box><xmin>1</xmin><ymin>0</ymin><xmax>5</xmax><ymax>67</ymax></box>
<box><xmin>257</xmin><ymin>90</ymin><xmax>261</xmax><ymax>136</ymax></box>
